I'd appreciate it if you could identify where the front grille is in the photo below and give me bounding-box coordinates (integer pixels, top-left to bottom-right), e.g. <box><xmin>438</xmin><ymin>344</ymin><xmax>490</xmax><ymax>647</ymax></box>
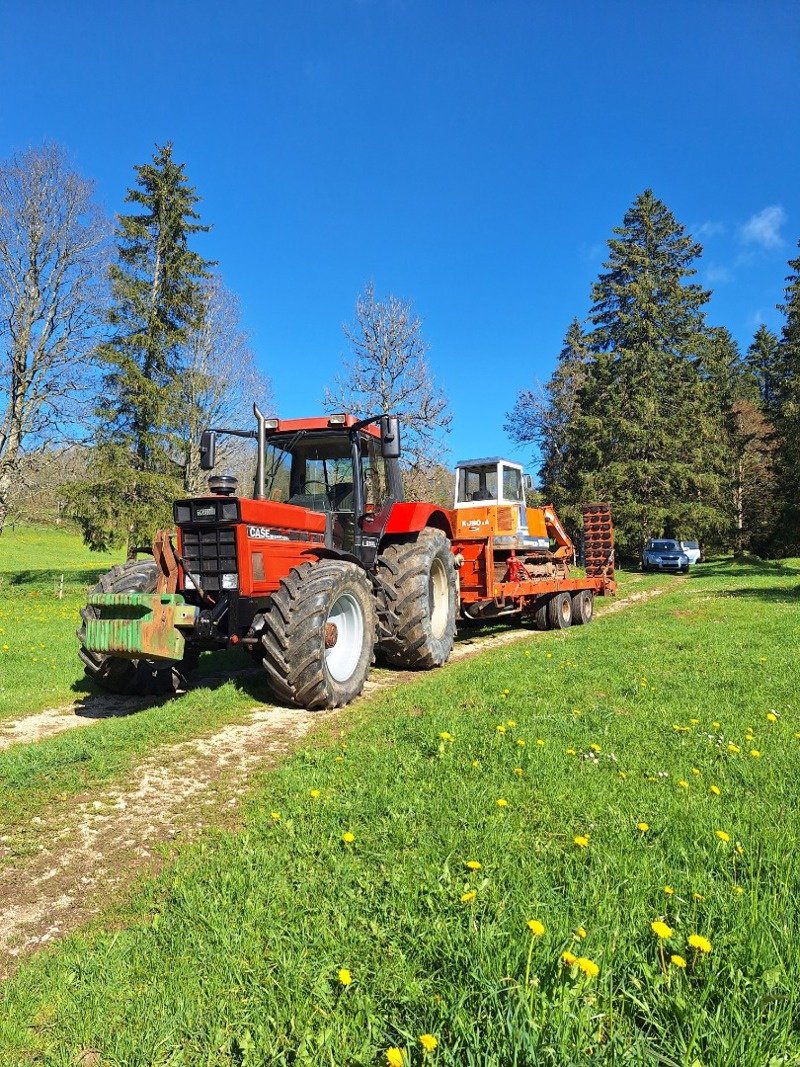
<box><xmin>180</xmin><ymin>527</ymin><xmax>238</xmax><ymax>593</ymax></box>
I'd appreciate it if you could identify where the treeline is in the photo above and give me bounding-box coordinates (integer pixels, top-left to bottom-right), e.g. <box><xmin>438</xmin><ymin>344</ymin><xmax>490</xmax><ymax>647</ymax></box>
<box><xmin>0</xmin><ymin>143</ymin><xmax>452</xmax><ymax>549</ymax></box>
<box><xmin>506</xmin><ymin>190</ymin><xmax>800</xmax><ymax>559</ymax></box>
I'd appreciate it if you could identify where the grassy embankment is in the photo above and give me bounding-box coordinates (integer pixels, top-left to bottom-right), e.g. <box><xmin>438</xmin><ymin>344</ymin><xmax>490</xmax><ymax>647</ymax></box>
<box><xmin>1</xmin><ymin>554</ymin><xmax>799</xmax><ymax>1064</ymax></box>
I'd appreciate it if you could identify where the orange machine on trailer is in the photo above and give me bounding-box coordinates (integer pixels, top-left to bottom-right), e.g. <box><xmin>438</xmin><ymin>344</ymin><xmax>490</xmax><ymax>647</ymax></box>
<box><xmin>451</xmin><ymin>457</ymin><xmax>615</xmax><ymax>628</ymax></box>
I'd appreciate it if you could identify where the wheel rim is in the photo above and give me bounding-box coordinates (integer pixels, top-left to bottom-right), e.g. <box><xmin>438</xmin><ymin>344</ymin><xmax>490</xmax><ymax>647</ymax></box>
<box><xmin>324</xmin><ymin>592</ymin><xmax>365</xmax><ymax>683</ymax></box>
<box><xmin>429</xmin><ymin>556</ymin><xmax>449</xmax><ymax>639</ymax></box>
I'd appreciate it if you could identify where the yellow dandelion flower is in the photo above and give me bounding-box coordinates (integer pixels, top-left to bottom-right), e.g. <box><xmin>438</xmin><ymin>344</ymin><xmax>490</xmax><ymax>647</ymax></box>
<box><xmin>460</xmin><ymin>890</ymin><xmax>477</xmax><ymax>904</ymax></box>
<box><xmin>651</xmin><ymin>920</ymin><xmax>673</xmax><ymax>940</ymax></box>
<box><xmin>386</xmin><ymin>1049</ymin><xmax>405</xmax><ymax>1067</ymax></box>
<box><xmin>590</xmin><ymin>743</ymin><xmax>602</xmax><ymax>753</ymax></box>
<box><xmin>712</xmin><ymin>720</ymin><xmax>721</xmax><ymax>729</ymax></box>
<box><xmin>517</xmin><ymin>738</ymin><xmax>526</xmax><ymax>747</ymax></box>
<box><xmin>664</xmin><ymin>885</ymin><xmax>674</xmax><ymax>896</ymax></box>
<box><xmin>576</xmin><ymin>926</ymin><xmax>587</xmax><ymax>939</ymax></box>
<box><xmin>546</xmin><ymin>652</ymin><xmax>553</xmax><ymax>658</ymax></box>
<box><xmin>709</xmin><ymin>785</ymin><xmax>721</xmax><ymax>796</ymax></box>
<box><xmin>715</xmin><ymin>829</ymin><xmax>730</xmax><ymax>842</ymax></box>
<box><xmin>471</xmin><ymin>759</ymin><xmax>481</xmax><ymax>769</ymax></box>
<box><xmin>688</xmin><ymin>933</ymin><xmax>712</xmax><ymax>954</ymax></box>
<box><xmin>794</xmin><ymin>731</ymin><xmax>800</xmax><ymax>740</ymax></box>
<box><xmin>691</xmin><ymin>767</ymin><xmax>701</xmax><ymax>776</ymax></box>
<box><xmin>566</xmin><ymin>747</ymin><xmax>577</xmax><ymax>756</ymax></box>
<box><xmin>561</xmin><ymin>950</ymin><xmax>577</xmax><ymax>965</ymax></box>
<box><xmin>574</xmin><ymin>835</ymin><xmax>590</xmax><ymax>849</ymax></box>
<box><xmin>733</xmin><ymin>885</ymin><xmax>744</xmax><ymax>895</ymax></box>
<box><xmin>575</xmin><ymin>956</ymin><xmax>599</xmax><ymax>977</ymax></box>
<box><xmin>750</xmin><ymin>749</ymin><xmax>761</xmax><ymax>758</ymax></box>
<box><xmin>419</xmin><ymin>1034</ymin><xmax>438</xmax><ymax>1053</ymax></box>
<box><xmin>767</xmin><ymin>712</ymin><xmax>778</xmax><ymax>723</ymax></box>
<box><xmin>727</xmin><ymin>743</ymin><xmax>741</xmax><ymax>754</ymax></box>
<box><xmin>526</xmin><ymin>919</ymin><xmax>545</xmax><ymax>937</ymax></box>
<box><xmin>496</xmin><ymin>798</ymin><xmax>508</xmax><ymax>808</ymax></box>
<box><xmin>439</xmin><ymin>731</ymin><xmax>454</xmax><ymax>742</ymax></box>
<box><xmin>466</xmin><ymin>859</ymin><xmax>482</xmax><ymax>870</ymax></box>
<box><xmin>637</xmin><ymin>822</ymin><xmax>649</xmax><ymax>833</ymax></box>
<box><xmin>692</xmin><ymin>892</ymin><xmax>704</xmax><ymax>901</ymax></box>
<box><xmin>514</xmin><ymin>767</ymin><xmax>524</xmax><ymax>777</ymax></box>
<box><xmin>618</xmin><ymin>770</ymin><xmax>627</xmax><ymax>779</ymax></box>
<box><xmin>270</xmin><ymin>811</ymin><xmax>281</xmax><ymax>821</ymax></box>
<box><xmin>536</xmin><ymin>738</ymin><xmax>545</xmax><ymax>746</ymax></box>
<box><xmin>677</xmin><ymin>780</ymin><xmax>689</xmax><ymax>789</ymax></box>
<box><xmin>496</xmin><ymin>724</ymin><xmax>507</xmax><ymax>734</ymax></box>
<box><xmin>506</xmin><ymin>719</ymin><xmax>516</xmax><ymax>728</ymax></box>
<box><xmin>502</xmin><ymin>688</ymin><xmax>510</xmax><ymax>695</ymax></box>
<box><xmin>342</xmin><ymin>831</ymin><xmax>355</xmax><ymax>844</ymax></box>
<box><xmin>338</xmin><ymin>968</ymin><xmax>352</xmax><ymax>986</ymax></box>
<box><xmin>309</xmin><ymin>789</ymin><xmax>321</xmax><ymax>799</ymax></box>
<box><xmin>735</xmin><ymin>843</ymin><xmax>744</xmax><ymax>855</ymax></box>
<box><xmin>670</xmin><ymin>954</ymin><xmax>687</xmax><ymax>969</ymax></box>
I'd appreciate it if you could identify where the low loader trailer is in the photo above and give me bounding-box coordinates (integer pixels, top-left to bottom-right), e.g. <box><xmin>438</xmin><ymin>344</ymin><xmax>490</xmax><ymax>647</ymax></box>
<box><xmin>79</xmin><ymin>411</ymin><xmax>615</xmax><ymax>710</ymax></box>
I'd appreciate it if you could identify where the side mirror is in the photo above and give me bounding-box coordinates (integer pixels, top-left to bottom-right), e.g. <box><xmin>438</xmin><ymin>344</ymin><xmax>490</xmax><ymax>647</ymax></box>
<box><xmin>200</xmin><ymin>429</ymin><xmax>216</xmax><ymax>471</ymax></box>
<box><xmin>523</xmin><ymin>474</ymin><xmax>533</xmax><ymax>491</ymax></box>
<box><xmin>380</xmin><ymin>415</ymin><xmax>401</xmax><ymax>460</ymax></box>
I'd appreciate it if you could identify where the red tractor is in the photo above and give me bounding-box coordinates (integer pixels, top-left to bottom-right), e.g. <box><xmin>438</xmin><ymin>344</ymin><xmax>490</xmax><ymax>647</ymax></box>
<box><xmin>79</xmin><ymin>408</ymin><xmax>459</xmax><ymax>709</ymax></box>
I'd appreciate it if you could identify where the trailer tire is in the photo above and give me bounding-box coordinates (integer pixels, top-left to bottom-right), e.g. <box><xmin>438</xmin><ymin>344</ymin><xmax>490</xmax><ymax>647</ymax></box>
<box><xmin>377</xmin><ymin>528</ymin><xmax>457</xmax><ymax>669</ymax></box>
<box><xmin>531</xmin><ymin>597</ymin><xmax>550</xmax><ymax>630</ymax></box>
<box><xmin>78</xmin><ymin>560</ymin><xmax>198</xmax><ymax>696</ymax></box>
<box><xmin>260</xmin><ymin>559</ymin><xmax>375</xmax><ymax>710</ymax></box>
<box><xmin>571</xmin><ymin>589</ymin><xmax>594</xmax><ymax>625</ymax></box>
<box><xmin>547</xmin><ymin>591</ymin><xmax>573</xmax><ymax>629</ymax></box>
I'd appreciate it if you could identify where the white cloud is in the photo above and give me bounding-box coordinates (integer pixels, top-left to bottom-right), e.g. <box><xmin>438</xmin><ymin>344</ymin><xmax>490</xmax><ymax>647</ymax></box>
<box><xmin>740</xmin><ymin>205</ymin><xmax>786</xmax><ymax>249</ymax></box>
<box><xmin>695</xmin><ymin>220</ymin><xmax>725</xmax><ymax>239</ymax></box>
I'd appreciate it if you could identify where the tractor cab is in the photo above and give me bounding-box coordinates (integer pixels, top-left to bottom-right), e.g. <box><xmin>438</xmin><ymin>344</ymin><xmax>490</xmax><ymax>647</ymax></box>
<box><xmin>453</xmin><ymin>458</ymin><xmax>549</xmax><ymax>550</ymax></box>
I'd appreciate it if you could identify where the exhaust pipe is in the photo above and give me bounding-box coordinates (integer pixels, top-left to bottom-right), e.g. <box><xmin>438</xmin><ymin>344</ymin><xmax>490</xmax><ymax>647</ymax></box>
<box><xmin>254</xmin><ymin>403</ymin><xmax>266</xmax><ymax>500</ymax></box>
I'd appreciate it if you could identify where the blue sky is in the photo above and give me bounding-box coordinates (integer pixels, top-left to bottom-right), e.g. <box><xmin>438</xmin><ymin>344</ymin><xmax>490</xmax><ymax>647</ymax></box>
<box><xmin>1</xmin><ymin>1</ymin><xmax>798</xmax><ymax>471</ymax></box>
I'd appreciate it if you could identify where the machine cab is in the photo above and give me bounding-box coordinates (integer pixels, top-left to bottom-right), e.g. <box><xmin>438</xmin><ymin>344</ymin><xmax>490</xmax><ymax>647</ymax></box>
<box><xmin>454</xmin><ymin>458</ymin><xmax>548</xmax><ymax>550</ymax></box>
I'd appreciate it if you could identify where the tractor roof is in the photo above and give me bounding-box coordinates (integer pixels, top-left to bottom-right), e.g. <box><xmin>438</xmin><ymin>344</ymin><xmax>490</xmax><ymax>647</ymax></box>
<box><xmin>264</xmin><ymin>414</ymin><xmax>381</xmax><ymax>438</ymax></box>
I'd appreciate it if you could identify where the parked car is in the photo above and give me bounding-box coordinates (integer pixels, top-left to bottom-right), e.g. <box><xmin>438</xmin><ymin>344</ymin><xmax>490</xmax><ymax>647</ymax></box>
<box><xmin>642</xmin><ymin>539</ymin><xmax>689</xmax><ymax>573</ymax></box>
<box><xmin>679</xmin><ymin>540</ymin><xmax>702</xmax><ymax>565</ymax></box>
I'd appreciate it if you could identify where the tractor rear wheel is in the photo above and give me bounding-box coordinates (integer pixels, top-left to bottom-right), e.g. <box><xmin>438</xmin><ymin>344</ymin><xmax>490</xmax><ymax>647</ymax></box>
<box><xmin>546</xmin><ymin>591</ymin><xmax>573</xmax><ymax>629</ymax></box>
<box><xmin>377</xmin><ymin>528</ymin><xmax>457</xmax><ymax>669</ymax></box>
<box><xmin>78</xmin><ymin>559</ymin><xmax>198</xmax><ymax>696</ymax></box>
<box><xmin>571</xmin><ymin>589</ymin><xmax>594</xmax><ymax>625</ymax></box>
<box><xmin>260</xmin><ymin>560</ymin><xmax>376</xmax><ymax>710</ymax></box>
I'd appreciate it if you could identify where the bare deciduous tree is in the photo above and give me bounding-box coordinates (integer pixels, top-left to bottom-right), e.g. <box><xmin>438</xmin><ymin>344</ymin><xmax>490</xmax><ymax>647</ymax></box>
<box><xmin>175</xmin><ymin>275</ymin><xmax>275</xmax><ymax>495</ymax></box>
<box><xmin>0</xmin><ymin>144</ymin><xmax>107</xmax><ymax>532</ymax></box>
<box><xmin>324</xmin><ymin>282</ymin><xmax>451</xmax><ymax>492</ymax></box>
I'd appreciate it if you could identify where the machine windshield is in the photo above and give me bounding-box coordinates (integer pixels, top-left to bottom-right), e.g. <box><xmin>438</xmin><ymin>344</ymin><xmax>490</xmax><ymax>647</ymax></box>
<box><xmin>263</xmin><ymin>431</ymin><xmax>389</xmax><ymax>514</ymax></box>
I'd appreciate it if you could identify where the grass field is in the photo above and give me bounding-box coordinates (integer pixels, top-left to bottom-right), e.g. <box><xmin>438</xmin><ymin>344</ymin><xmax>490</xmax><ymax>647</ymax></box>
<box><xmin>1</xmin><ymin>543</ymin><xmax>799</xmax><ymax>1065</ymax></box>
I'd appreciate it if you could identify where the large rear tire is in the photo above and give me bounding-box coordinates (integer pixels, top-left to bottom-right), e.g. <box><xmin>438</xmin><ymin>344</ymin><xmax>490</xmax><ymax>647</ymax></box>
<box><xmin>377</xmin><ymin>528</ymin><xmax>457</xmax><ymax>669</ymax></box>
<box><xmin>260</xmin><ymin>560</ymin><xmax>376</xmax><ymax>710</ymax></box>
<box><xmin>78</xmin><ymin>560</ymin><xmax>198</xmax><ymax>696</ymax></box>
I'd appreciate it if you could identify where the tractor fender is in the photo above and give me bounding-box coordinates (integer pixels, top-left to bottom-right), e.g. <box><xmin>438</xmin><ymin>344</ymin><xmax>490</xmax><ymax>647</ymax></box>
<box><xmin>378</xmin><ymin>502</ymin><xmax>454</xmax><ymax>541</ymax></box>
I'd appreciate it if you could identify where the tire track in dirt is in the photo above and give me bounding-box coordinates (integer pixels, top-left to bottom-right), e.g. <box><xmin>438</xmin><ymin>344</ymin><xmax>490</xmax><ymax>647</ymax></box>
<box><xmin>0</xmin><ymin>585</ymin><xmax>667</xmax><ymax>977</ymax></box>
<box><xmin>0</xmin><ymin>586</ymin><xmax>666</xmax><ymax>753</ymax></box>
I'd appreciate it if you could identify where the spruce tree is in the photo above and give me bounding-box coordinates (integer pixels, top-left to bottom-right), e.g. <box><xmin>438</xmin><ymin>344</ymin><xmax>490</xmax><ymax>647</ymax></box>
<box><xmin>569</xmin><ymin>190</ymin><xmax>717</xmax><ymax>554</ymax></box>
<box><xmin>773</xmin><ymin>239</ymin><xmax>800</xmax><ymax>550</ymax></box>
<box><xmin>746</xmin><ymin>324</ymin><xmax>780</xmax><ymax>418</ymax></box>
<box><xmin>71</xmin><ymin>144</ymin><xmax>212</xmax><ymax>552</ymax></box>
<box><xmin>504</xmin><ymin>319</ymin><xmax>590</xmax><ymax>525</ymax></box>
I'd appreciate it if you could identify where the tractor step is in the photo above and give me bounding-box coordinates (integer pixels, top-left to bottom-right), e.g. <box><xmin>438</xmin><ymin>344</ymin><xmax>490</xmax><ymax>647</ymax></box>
<box><xmin>84</xmin><ymin>593</ymin><xmax>198</xmax><ymax>662</ymax></box>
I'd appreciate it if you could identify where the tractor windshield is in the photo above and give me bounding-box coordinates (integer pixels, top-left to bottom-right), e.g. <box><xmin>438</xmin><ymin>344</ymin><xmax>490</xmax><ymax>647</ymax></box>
<box><xmin>264</xmin><ymin>432</ymin><xmax>354</xmax><ymax>511</ymax></box>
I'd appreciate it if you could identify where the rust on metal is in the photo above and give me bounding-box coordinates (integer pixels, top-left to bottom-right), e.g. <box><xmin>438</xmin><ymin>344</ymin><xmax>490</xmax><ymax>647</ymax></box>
<box><xmin>324</xmin><ymin>622</ymin><xmax>338</xmax><ymax>649</ymax></box>
<box><xmin>153</xmin><ymin>529</ymin><xmax>179</xmax><ymax>594</ymax></box>
<box><xmin>84</xmin><ymin>593</ymin><xmax>197</xmax><ymax>661</ymax></box>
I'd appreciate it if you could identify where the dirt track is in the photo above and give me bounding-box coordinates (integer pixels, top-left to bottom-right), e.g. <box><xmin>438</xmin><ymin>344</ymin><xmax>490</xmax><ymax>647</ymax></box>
<box><xmin>0</xmin><ymin>585</ymin><xmax>665</xmax><ymax>977</ymax></box>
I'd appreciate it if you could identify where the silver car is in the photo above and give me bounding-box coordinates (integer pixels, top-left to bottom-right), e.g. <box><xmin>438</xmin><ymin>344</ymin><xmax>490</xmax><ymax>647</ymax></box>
<box><xmin>642</xmin><ymin>539</ymin><xmax>689</xmax><ymax>573</ymax></box>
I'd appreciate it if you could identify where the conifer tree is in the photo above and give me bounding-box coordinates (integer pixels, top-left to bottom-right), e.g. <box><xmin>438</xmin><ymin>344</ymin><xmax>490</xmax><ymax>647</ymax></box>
<box><xmin>773</xmin><ymin>239</ymin><xmax>800</xmax><ymax>550</ymax></box>
<box><xmin>568</xmin><ymin>190</ymin><xmax>717</xmax><ymax>554</ymax></box>
<box><xmin>504</xmin><ymin>319</ymin><xmax>590</xmax><ymax>525</ymax></box>
<box><xmin>746</xmin><ymin>324</ymin><xmax>780</xmax><ymax>418</ymax></box>
<box><xmin>71</xmin><ymin>144</ymin><xmax>212</xmax><ymax>551</ymax></box>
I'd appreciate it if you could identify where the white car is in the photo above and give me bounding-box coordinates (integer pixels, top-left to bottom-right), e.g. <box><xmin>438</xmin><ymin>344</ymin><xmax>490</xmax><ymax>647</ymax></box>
<box><xmin>679</xmin><ymin>540</ymin><xmax>702</xmax><ymax>565</ymax></box>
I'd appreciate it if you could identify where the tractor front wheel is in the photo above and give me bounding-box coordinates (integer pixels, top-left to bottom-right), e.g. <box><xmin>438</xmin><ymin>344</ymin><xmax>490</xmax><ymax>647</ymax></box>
<box><xmin>377</xmin><ymin>528</ymin><xmax>457</xmax><ymax>669</ymax></box>
<box><xmin>260</xmin><ymin>560</ymin><xmax>376</xmax><ymax>710</ymax></box>
<box><xmin>78</xmin><ymin>559</ymin><xmax>198</xmax><ymax>696</ymax></box>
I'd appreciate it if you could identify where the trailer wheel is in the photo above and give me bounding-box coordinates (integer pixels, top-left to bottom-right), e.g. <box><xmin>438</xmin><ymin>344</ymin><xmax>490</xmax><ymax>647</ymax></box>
<box><xmin>377</xmin><ymin>528</ymin><xmax>457</xmax><ymax>669</ymax></box>
<box><xmin>571</xmin><ymin>590</ymin><xmax>594</xmax><ymax>625</ymax></box>
<box><xmin>260</xmin><ymin>559</ymin><xmax>376</xmax><ymax>710</ymax></box>
<box><xmin>531</xmin><ymin>597</ymin><xmax>550</xmax><ymax>630</ymax></box>
<box><xmin>547</xmin><ymin>592</ymin><xmax>573</xmax><ymax>629</ymax></box>
<box><xmin>78</xmin><ymin>560</ymin><xmax>198</xmax><ymax>696</ymax></box>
